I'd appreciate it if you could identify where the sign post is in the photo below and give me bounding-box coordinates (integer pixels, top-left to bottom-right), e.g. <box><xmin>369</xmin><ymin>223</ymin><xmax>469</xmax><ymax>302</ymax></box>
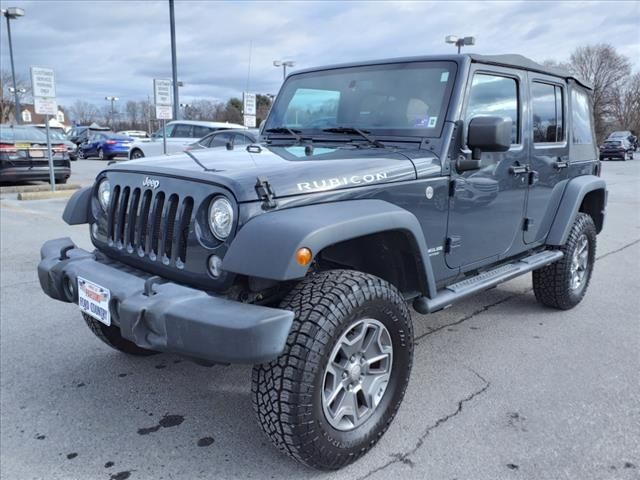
<box><xmin>31</xmin><ymin>67</ymin><xmax>57</xmax><ymax>191</ymax></box>
<box><xmin>243</xmin><ymin>92</ymin><xmax>256</xmax><ymax>128</ymax></box>
<box><xmin>154</xmin><ymin>79</ymin><xmax>173</xmax><ymax>154</ymax></box>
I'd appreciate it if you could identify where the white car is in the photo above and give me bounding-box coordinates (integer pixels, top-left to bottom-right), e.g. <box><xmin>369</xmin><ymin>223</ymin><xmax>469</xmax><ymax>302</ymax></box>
<box><xmin>118</xmin><ymin>130</ymin><xmax>149</xmax><ymax>139</ymax></box>
<box><xmin>128</xmin><ymin>120</ymin><xmax>246</xmax><ymax>159</ymax></box>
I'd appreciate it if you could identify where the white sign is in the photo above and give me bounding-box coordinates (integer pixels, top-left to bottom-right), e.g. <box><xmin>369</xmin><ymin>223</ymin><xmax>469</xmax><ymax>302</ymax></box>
<box><xmin>154</xmin><ymin>79</ymin><xmax>172</xmax><ymax>106</ymax></box>
<box><xmin>34</xmin><ymin>96</ymin><xmax>58</xmax><ymax>115</ymax></box>
<box><xmin>155</xmin><ymin>105</ymin><xmax>172</xmax><ymax>120</ymax></box>
<box><xmin>243</xmin><ymin>114</ymin><xmax>256</xmax><ymax>128</ymax></box>
<box><xmin>243</xmin><ymin>92</ymin><xmax>256</xmax><ymax>116</ymax></box>
<box><xmin>31</xmin><ymin>67</ymin><xmax>56</xmax><ymax>98</ymax></box>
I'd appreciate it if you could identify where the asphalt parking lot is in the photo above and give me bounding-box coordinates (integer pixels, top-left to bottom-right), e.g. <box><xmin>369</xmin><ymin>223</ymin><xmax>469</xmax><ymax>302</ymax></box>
<box><xmin>1</xmin><ymin>156</ymin><xmax>638</xmax><ymax>480</ymax></box>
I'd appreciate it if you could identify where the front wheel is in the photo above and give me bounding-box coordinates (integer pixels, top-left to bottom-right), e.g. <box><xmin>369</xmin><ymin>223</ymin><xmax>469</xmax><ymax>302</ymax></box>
<box><xmin>77</xmin><ymin>149</ymin><xmax>85</xmax><ymax>160</ymax></box>
<box><xmin>130</xmin><ymin>148</ymin><xmax>144</xmax><ymax>159</ymax></box>
<box><xmin>252</xmin><ymin>270</ymin><xmax>413</xmax><ymax>470</ymax></box>
<box><xmin>532</xmin><ymin>213</ymin><xmax>596</xmax><ymax>310</ymax></box>
<box><xmin>97</xmin><ymin>148</ymin><xmax>105</xmax><ymax>160</ymax></box>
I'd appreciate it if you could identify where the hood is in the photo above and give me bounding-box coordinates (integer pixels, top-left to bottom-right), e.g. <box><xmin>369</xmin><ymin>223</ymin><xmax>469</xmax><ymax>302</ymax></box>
<box><xmin>111</xmin><ymin>144</ymin><xmax>434</xmax><ymax>202</ymax></box>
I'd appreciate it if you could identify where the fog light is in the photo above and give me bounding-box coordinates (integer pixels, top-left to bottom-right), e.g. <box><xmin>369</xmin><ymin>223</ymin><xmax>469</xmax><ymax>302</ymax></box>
<box><xmin>295</xmin><ymin>247</ymin><xmax>313</xmax><ymax>266</ymax></box>
<box><xmin>208</xmin><ymin>255</ymin><xmax>223</xmax><ymax>278</ymax></box>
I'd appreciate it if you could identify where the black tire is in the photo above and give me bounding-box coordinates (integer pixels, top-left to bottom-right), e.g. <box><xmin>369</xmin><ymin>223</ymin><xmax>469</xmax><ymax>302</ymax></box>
<box><xmin>130</xmin><ymin>149</ymin><xmax>144</xmax><ymax>159</ymax></box>
<box><xmin>532</xmin><ymin>213</ymin><xmax>597</xmax><ymax>310</ymax></box>
<box><xmin>77</xmin><ymin>149</ymin><xmax>85</xmax><ymax>160</ymax></box>
<box><xmin>55</xmin><ymin>177</ymin><xmax>68</xmax><ymax>185</ymax></box>
<box><xmin>252</xmin><ymin>270</ymin><xmax>413</xmax><ymax>470</ymax></box>
<box><xmin>82</xmin><ymin>312</ymin><xmax>158</xmax><ymax>356</ymax></box>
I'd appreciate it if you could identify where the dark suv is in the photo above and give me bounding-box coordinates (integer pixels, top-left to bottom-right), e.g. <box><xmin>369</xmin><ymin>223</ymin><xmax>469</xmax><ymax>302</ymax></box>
<box><xmin>38</xmin><ymin>54</ymin><xmax>606</xmax><ymax>470</ymax></box>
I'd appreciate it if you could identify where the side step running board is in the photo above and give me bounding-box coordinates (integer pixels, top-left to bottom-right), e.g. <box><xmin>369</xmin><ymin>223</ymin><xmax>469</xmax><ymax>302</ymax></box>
<box><xmin>413</xmin><ymin>250</ymin><xmax>564</xmax><ymax>314</ymax></box>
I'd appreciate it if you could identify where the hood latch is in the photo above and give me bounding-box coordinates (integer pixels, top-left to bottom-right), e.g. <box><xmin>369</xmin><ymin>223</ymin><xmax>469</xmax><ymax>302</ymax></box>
<box><xmin>255</xmin><ymin>177</ymin><xmax>277</xmax><ymax>210</ymax></box>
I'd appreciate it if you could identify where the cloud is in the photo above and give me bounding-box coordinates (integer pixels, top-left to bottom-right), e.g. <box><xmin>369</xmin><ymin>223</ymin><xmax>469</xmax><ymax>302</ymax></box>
<box><xmin>1</xmin><ymin>0</ymin><xmax>638</xmax><ymax>113</ymax></box>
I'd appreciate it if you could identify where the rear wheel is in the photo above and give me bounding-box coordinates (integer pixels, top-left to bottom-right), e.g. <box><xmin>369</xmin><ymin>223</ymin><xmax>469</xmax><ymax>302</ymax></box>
<box><xmin>252</xmin><ymin>270</ymin><xmax>413</xmax><ymax>470</ymax></box>
<box><xmin>532</xmin><ymin>213</ymin><xmax>596</xmax><ymax>310</ymax></box>
<box><xmin>131</xmin><ymin>148</ymin><xmax>144</xmax><ymax>159</ymax></box>
<box><xmin>97</xmin><ymin>148</ymin><xmax>104</xmax><ymax>160</ymax></box>
<box><xmin>82</xmin><ymin>313</ymin><xmax>157</xmax><ymax>356</ymax></box>
<box><xmin>77</xmin><ymin>148</ymin><xmax>85</xmax><ymax>160</ymax></box>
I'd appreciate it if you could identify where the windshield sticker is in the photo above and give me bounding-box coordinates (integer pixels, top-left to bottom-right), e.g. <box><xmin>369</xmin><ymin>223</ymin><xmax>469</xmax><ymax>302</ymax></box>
<box><xmin>297</xmin><ymin>172</ymin><xmax>388</xmax><ymax>192</ymax></box>
<box><xmin>440</xmin><ymin>71</ymin><xmax>449</xmax><ymax>82</ymax></box>
<box><xmin>428</xmin><ymin>116</ymin><xmax>438</xmax><ymax>128</ymax></box>
<box><xmin>413</xmin><ymin>117</ymin><xmax>430</xmax><ymax>127</ymax></box>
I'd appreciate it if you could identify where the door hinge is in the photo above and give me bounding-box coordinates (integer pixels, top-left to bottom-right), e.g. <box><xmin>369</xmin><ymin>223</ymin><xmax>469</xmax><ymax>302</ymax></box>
<box><xmin>523</xmin><ymin>217</ymin><xmax>534</xmax><ymax>231</ymax></box>
<box><xmin>445</xmin><ymin>235</ymin><xmax>461</xmax><ymax>253</ymax></box>
<box><xmin>255</xmin><ymin>177</ymin><xmax>277</xmax><ymax>210</ymax></box>
<box><xmin>448</xmin><ymin>179</ymin><xmax>457</xmax><ymax>197</ymax></box>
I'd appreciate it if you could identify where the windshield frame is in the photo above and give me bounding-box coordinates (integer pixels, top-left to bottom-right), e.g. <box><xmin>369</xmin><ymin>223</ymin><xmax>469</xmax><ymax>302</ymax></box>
<box><xmin>264</xmin><ymin>60</ymin><xmax>458</xmax><ymax>140</ymax></box>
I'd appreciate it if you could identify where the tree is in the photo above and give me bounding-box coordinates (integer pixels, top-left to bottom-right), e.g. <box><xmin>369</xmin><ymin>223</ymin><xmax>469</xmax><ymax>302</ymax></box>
<box><xmin>569</xmin><ymin>44</ymin><xmax>631</xmax><ymax>141</ymax></box>
<box><xmin>222</xmin><ymin>97</ymin><xmax>243</xmax><ymax>124</ymax></box>
<box><xmin>611</xmin><ymin>72</ymin><xmax>640</xmax><ymax>136</ymax></box>
<box><xmin>0</xmin><ymin>69</ymin><xmax>31</xmax><ymax>123</ymax></box>
<box><xmin>69</xmin><ymin>100</ymin><xmax>100</xmax><ymax>125</ymax></box>
<box><xmin>256</xmin><ymin>94</ymin><xmax>273</xmax><ymax>126</ymax></box>
<box><xmin>125</xmin><ymin>100</ymin><xmax>139</xmax><ymax>127</ymax></box>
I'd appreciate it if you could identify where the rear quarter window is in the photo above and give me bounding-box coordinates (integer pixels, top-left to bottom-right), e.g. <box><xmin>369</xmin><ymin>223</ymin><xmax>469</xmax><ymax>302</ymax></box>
<box><xmin>571</xmin><ymin>89</ymin><xmax>593</xmax><ymax>145</ymax></box>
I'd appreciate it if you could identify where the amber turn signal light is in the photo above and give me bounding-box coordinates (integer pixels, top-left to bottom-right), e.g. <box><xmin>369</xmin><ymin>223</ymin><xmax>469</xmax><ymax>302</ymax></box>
<box><xmin>295</xmin><ymin>247</ymin><xmax>313</xmax><ymax>266</ymax></box>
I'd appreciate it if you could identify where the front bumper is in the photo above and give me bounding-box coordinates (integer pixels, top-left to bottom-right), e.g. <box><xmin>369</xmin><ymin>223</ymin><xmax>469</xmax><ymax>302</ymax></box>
<box><xmin>37</xmin><ymin>238</ymin><xmax>294</xmax><ymax>364</ymax></box>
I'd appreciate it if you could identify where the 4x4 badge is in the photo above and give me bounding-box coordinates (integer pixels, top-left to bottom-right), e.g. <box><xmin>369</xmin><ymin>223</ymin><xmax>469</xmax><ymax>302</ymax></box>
<box><xmin>142</xmin><ymin>176</ymin><xmax>160</xmax><ymax>190</ymax></box>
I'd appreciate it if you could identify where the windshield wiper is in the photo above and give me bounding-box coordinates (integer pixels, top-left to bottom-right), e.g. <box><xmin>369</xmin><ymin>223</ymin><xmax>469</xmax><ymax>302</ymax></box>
<box><xmin>322</xmin><ymin>127</ymin><xmax>385</xmax><ymax>148</ymax></box>
<box><xmin>264</xmin><ymin>127</ymin><xmax>303</xmax><ymax>143</ymax></box>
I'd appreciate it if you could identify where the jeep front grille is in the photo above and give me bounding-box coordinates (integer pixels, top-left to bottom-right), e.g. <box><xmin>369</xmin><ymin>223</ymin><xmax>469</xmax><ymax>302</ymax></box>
<box><xmin>107</xmin><ymin>185</ymin><xmax>194</xmax><ymax>267</ymax></box>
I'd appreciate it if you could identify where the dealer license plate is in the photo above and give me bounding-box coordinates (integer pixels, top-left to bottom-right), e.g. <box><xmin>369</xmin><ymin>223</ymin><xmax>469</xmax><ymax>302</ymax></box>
<box><xmin>78</xmin><ymin>277</ymin><xmax>111</xmax><ymax>326</ymax></box>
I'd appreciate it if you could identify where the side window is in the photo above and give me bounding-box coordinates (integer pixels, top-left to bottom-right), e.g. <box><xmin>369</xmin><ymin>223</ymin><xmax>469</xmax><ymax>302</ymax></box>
<box><xmin>532</xmin><ymin>82</ymin><xmax>564</xmax><ymax>143</ymax></box>
<box><xmin>571</xmin><ymin>89</ymin><xmax>593</xmax><ymax>145</ymax></box>
<box><xmin>171</xmin><ymin>124</ymin><xmax>193</xmax><ymax>138</ymax></box>
<box><xmin>192</xmin><ymin>125</ymin><xmax>211</xmax><ymax>138</ymax></box>
<box><xmin>466</xmin><ymin>73</ymin><xmax>519</xmax><ymax>144</ymax></box>
<box><xmin>209</xmin><ymin>132</ymin><xmax>233</xmax><ymax>147</ymax></box>
<box><xmin>232</xmin><ymin>133</ymin><xmax>251</xmax><ymax>146</ymax></box>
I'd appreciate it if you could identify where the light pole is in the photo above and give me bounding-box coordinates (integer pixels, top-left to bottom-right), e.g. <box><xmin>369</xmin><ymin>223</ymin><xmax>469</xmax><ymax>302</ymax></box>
<box><xmin>2</xmin><ymin>7</ymin><xmax>25</xmax><ymax>124</ymax></box>
<box><xmin>273</xmin><ymin>60</ymin><xmax>295</xmax><ymax>81</ymax></box>
<box><xmin>105</xmin><ymin>96</ymin><xmax>119</xmax><ymax>127</ymax></box>
<box><xmin>445</xmin><ymin>35</ymin><xmax>475</xmax><ymax>54</ymax></box>
<box><xmin>169</xmin><ymin>0</ymin><xmax>179</xmax><ymax>120</ymax></box>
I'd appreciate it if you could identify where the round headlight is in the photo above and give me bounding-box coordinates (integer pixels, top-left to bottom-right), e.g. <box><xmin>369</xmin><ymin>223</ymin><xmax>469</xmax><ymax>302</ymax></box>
<box><xmin>208</xmin><ymin>196</ymin><xmax>234</xmax><ymax>240</ymax></box>
<box><xmin>97</xmin><ymin>179</ymin><xmax>111</xmax><ymax>211</ymax></box>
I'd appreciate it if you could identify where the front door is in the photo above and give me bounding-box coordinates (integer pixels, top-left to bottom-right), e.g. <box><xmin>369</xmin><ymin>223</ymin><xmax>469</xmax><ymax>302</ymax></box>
<box><xmin>524</xmin><ymin>74</ymin><xmax>569</xmax><ymax>244</ymax></box>
<box><xmin>445</xmin><ymin>67</ymin><xmax>529</xmax><ymax>269</ymax></box>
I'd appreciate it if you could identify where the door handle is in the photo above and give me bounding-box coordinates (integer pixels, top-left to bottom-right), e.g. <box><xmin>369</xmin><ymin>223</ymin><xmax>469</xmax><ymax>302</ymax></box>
<box><xmin>555</xmin><ymin>158</ymin><xmax>569</xmax><ymax>169</ymax></box>
<box><xmin>509</xmin><ymin>162</ymin><xmax>529</xmax><ymax>175</ymax></box>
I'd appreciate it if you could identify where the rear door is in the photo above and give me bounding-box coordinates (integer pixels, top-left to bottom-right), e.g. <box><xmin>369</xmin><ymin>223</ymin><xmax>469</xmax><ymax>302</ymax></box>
<box><xmin>445</xmin><ymin>66</ymin><xmax>529</xmax><ymax>269</ymax></box>
<box><xmin>524</xmin><ymin>74</ymin><xmax>569</xmax><ymax>244</ymax></box>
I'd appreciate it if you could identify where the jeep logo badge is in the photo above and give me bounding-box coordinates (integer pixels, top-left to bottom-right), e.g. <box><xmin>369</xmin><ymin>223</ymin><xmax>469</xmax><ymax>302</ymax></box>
<box><xmin>142</xmin><ymin>176</ymin><xmax>160</xmax><ymax>190</ymax></box>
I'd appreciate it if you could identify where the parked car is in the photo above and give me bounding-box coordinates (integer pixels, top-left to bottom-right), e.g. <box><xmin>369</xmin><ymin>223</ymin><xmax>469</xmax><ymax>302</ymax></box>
<box><xmin>33</xmin><ymin>126</ymin><xmax>79</xmax><ymax>161</ymax></box>
<box><xmin>599</xmin><ymin>138</ymin><xmax>633</xmax><ymax>161</ymax></box>
<box><xmin>38</xmin><ymin>53</ymin><xmax>607</xmax><ymax>470</ymax></box>
<box><xmin>0</xmin><ymin>124</ymin><xmax>70</xmax><ymax>184</ymax></box>
<box><xmin>67</xmin><ymin>123</ymin><xmax>111</xmax><ymax>146</ymax></box>
<box><xmin>77</xmin><ymin>132</ymin><xmax>134</xmax><ymax>160</ymax></box>
<box><xmin>607</xmin><ymin>130</ymin><xmax>637</xmax><ymax>151</ymax></box>
<box><xmin>185</xmin><ymin>128</ymin><xmax>259</xmax><ymax>151</ymax></box>
<box><xmin>118</xmin><ymin>130</ymin><xmax>149</xmax><ymax>139</ymax></box>
<box><xmin>128</xmin><ymin>120</ymin><xmax>246</xmax><ymax>159</ymax></box>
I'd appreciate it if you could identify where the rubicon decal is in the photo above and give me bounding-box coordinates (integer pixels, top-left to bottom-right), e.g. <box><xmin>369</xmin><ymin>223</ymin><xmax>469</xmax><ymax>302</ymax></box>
<box><xmin>297</xmin><ymin>172</ymin><xmax>388</xmax><ymax>192</ymax></box>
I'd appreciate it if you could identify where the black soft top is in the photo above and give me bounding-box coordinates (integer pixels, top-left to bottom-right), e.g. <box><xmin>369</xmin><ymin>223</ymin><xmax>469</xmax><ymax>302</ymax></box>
<box><xmin>468</xmin><ymin>54</ymin><xmax>591</xmax><ymax>89</ymax></box>
<box><xmin>293</xmin><ymin>53</ymin><xmax>592</xmax><ymax>90</ymax></box>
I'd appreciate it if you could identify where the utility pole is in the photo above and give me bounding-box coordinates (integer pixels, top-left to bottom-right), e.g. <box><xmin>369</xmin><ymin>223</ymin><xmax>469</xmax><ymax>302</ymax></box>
<box><xmin>2</xmin><ymin>7</ymin><xmax>26</xmax><ymax>124</ymax></box>
<box><xmin>169</xmin><ymin>0</ymin><xmax>179</xmax><ymax>120</ymax></box>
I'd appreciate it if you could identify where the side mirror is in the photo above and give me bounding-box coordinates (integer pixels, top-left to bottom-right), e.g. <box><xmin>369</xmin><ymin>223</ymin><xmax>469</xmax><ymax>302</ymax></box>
<box><xmin>467</xmin><ymin>116</ymin><xmax>512</xmax><ymax>159</ymax></box>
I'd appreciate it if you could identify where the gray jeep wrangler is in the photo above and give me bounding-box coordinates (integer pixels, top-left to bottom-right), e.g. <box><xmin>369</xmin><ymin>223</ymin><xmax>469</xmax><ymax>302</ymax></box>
<box><xmin>38</xmin><ymin>54</ymin><xmax>606</xmax><ymax>470</ymax></box>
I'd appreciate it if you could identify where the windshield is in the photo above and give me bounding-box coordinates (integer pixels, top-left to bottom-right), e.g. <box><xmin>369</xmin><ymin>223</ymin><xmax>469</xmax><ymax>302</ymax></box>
<box><xmin>264</xmin><ymin>61</ymin><xmax>457</xmax><ymax>137</ymax></box>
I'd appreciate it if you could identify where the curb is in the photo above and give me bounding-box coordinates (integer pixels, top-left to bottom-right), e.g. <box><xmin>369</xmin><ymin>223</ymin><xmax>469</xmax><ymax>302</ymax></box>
<box><xmin>0</xmin><ymin>184</ymin><xmax>81</xmax><ymax>194</ymax></box>
<box><xmin>17</xmin><ymin>190</ymin><xmax>77</xmax><ymax>201</ymax></box>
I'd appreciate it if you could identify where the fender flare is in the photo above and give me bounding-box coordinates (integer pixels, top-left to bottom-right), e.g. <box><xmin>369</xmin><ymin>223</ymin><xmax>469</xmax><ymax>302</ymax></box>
<box><xmin>223</xmin><ymin>199</ymin><xmax>438</xmax><ymax>298</ymax></box>
<box><xmin>62</xmin><ymin>187</ymin><xmax>92</xmax><ymax>225</ymax></box>
<box><xmin>546</xmin><ymin>175</ymin><xmax>606</xmax><ymax>246</ymax></box>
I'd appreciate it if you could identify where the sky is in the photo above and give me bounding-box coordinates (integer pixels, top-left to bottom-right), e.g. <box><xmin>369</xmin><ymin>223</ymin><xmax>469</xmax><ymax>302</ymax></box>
<box><xmin>1</xmin><ymin>0</ymin><xmax>638</xmax><ymax>113</ymax></box>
